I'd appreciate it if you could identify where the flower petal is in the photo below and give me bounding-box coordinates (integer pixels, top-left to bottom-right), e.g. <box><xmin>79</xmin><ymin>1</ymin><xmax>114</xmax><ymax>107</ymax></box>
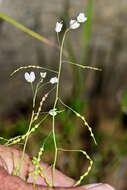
<box><xmin>70</xmin><ymin>19</ymin><xmax>80</xmax><ymax>29</ymax></box>
<box><xmin>30</xmin><ymin>72</ymin><xmax>35</xmax><ymax>82</ymax></box>
<box><xmin>50</xmin><ymin>77</ymin><xmax>58</xmax><ymax>84</ymax></box>
<box><xmin>77</xmin><ymin>13</ymin><xmax>87</xmax><ymax>23</ymax></box>
<box><xmin>55</xmin><ymin>22</ymin><xmax>63</xmax><ymax>33</ymax></box>
<box><xmin>49</xmin><ymin>109</ymin><xmax>57</xmax><ymax>116</ymax></box>
<box><xmin>40</xmin><ymin>72</ymin><xmax>47</xmax><ymax>78</ymax></box>
<box><xmin>24</xmin><ymin>72</ymin><xmax>35</xmax><ymax>83</ymax></box>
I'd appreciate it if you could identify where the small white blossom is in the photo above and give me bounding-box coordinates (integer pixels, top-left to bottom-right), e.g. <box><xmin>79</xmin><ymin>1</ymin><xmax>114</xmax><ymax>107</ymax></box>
<box><xmin>40</xmin><ymin>72</ymin><xmax>47</xmax><ymax>78</ymax></box>
<box><xmin>24</xmin><ymin>72</ymin><xmax>35</xmax><ymax>83</ymax></box>
<box><xmin>70</xmin><ymin>19</ymin><xmax>80</xmax><ymax>29</ymax></box>
<box><xmin>77</xmin><ymin>13</ymin><xmax>87</xmax><ymax>23</ymax></box>
<box><xmin>49</xmin><ymin>109</ymin><xmax>57</xmax><ymax>116</ymax></box>
<box><xmin>50</xmin><ymin>77</ymin><xmax>58</xmax><ymax>84</ymax></box>
<box><xmin>55</xmin><ymin>22</ymin><xmax>63</xmax><ymax>33</ymax></box>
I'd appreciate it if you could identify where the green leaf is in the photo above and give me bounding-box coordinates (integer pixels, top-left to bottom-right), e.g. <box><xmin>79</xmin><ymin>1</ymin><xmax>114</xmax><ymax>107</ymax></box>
<box><xmin>0</xmin><ymin>13</ymin><xmax>57</xmax><ymax>48</ymax></box>
<box><xmin>82</xmin><ymin>0</ymin><xmax>93</xmax><ymax>59</ymax></box>
<box><xmin>122</xmin><ymin>89</ymin><xmax>127</xmax><ymax>108</ymax></box>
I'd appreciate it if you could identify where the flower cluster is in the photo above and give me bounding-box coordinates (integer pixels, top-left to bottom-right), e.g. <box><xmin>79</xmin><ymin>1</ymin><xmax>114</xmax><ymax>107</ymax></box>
<box><xmin>24</xmin><ymin>71</ymin><xmax>58</xmax><ymax>84</ymax></box>
<box><xmin>55</xmin><ymin>13</ymin><xmax>87</xmax><ymax>32</ymax></box>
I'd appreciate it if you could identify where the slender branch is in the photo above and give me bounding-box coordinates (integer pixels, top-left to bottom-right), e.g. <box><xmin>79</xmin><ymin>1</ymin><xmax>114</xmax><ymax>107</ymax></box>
<box><xmin>63</xmin><ymin>60</ymin><xmax>102</xmax><ymax>71</ymax></box>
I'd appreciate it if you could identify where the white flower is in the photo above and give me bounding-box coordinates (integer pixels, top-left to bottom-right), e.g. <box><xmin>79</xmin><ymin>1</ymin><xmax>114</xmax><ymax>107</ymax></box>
<box><xmin>70</xmin><ymin>19</ymin><xmax>80</xmax><ymax>29</ymax></box>
<box><xmin>24</xmin><ymin>72</ymin><xmax>35</xmax><ymax>83</ymax></box>
<box><xmin>50</xmin><ymin>77</ymin><xmax>58</xmax><ymax>84</ymax></box>
<box><xmin>77</xmin><ymin>13</ymin><xmax>87</xmax><ymax>23</ymax></box>
<box><xmin>49</xmin><ymin>109</ymin><xmax>57</xmax><ymax>116</ymax></box>
<box><xmin>55</xmin><ymin>22</ymin><xmax>63</xmax><ymax>33</ymax></box>
<box><xmin>40</xmin><ymin>72</ymin><xmax>47</xmax><ymax>78</ymax></box>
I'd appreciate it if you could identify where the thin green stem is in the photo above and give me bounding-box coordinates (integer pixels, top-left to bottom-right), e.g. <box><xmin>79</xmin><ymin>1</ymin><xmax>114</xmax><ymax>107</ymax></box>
<box><xmin>20</xmin><ymin>110</ymin><xmax>35</xmax><ymax>175</ymax></box>
<box><xmin>57</xmin><ymin>148</ymin><xmax>93</xmax><ymax>186</ymax></box>
<box><xmin>51</xmin><ymin>28</ymin><xmax>70</xmax><ymax>186</ymax></box>
<box><xmin>19</xmin><ymin>82</ymin><xmax>41</xmax><ymax>174</ymax></box>
<box><xmin>51</xmin><ymin>115</ymin><xmax>58</xmax><ymax>186</ymax></box>
<box><xmin>62</xmin><ymin>60</ymin><xmax>102</xmax><ymax>71</ymax></box>
<box><xmin>55</xmin><ymin>29</ymin><xmax>70</xmax><ymax>100</ymax></box>
<box><xmin>38</xmin><ymin>81</ymin><xmax>50</xmax><ymax>91</ymax></box>
<box><xmin>59</xmin><ymin>98</ymin><xmax>97</xmax><ymax>145</ymax></box>
<box><xmin>11</xmin><ymin>65</ymin><xmax>58</xmax><ymax>77</ymax></box>
<box><xmin>0</xmin><ymin>13</ymin><xmax>57</xmax><ymax>48</ymax></box>
<box><xmin>57</xmin><ymin>33</ymin><xmax>61</xmax><ymax>47</ymax></box>
<box><xmin>31</xmin><ymin>83</ymin><xmax>34</xmax><ymax>98</ymax></box>
<box><xmin>33</xmin><ymin>80</ymin><xmax>42</xmax><ymax>108</ymax></box>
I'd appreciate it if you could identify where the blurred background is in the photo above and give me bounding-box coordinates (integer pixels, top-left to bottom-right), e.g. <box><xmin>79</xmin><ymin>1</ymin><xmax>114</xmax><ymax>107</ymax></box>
<box><xmin>0</xmin><ymin>0</ymin><xmax>127</xmax><ymax>189</ymax></box>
